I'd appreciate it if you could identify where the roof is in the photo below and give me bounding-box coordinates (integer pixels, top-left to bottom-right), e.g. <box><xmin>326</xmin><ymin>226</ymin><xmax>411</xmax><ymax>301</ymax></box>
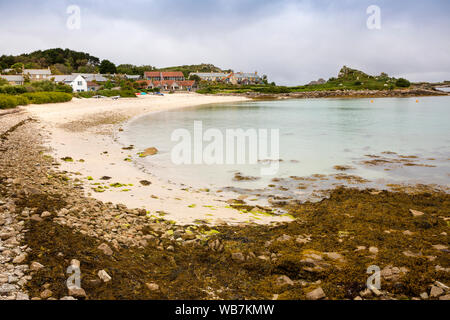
<box><xmin>50</xmin><ymin>75</ymin><xmax>73</xmax><ymax>82</ymax></box>
<box><xmin>87</xmin><ymin>81</ymin><xmax>101</xmax><ymax>87</ymax></box>
<box><xmin>72</xmin><ymin>73</ymin><xmax>108</xmax><ymax>82</ymax></box>
<box><xmin>23</xmin><ymin>69</ymin><xmax>51</xmax><ymax>75</ymax></box>
<box><xmin>234</xmin><ymin>72</ymin><xmax>261</xmax><ymax>79</ymax></box>
<box><xmin>190</xmin><ymin>72</ymin><xmax>229</xmax><ymax>78</ymax></box>
<box><xmin>178</xmin><ymin>80</ymin><xmax>195</xmax><ymax>86</ymax></box>
<box><xmin>144</xmin><ymin>71</ymin><xmax>185</xmax><ymax>78</ymax></box>
<box><xmin>125</xmin><ymin>74</ymin><xmax>141</xmax><ymax>80</ymax></box>
<box><xmin>0</xmin><ymin>75</ymin><xmax>24</xmax><ymax>81</ymax></box>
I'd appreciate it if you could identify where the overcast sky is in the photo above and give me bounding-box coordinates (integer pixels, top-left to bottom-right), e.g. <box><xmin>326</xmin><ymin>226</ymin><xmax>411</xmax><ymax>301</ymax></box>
<box><xmin>0</xmin><ymin>0</ymin><xmax>449</xmax><ymax>85</ymax></box>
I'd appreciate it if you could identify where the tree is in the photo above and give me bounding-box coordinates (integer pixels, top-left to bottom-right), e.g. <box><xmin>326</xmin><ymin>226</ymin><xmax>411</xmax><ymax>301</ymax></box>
<box><xmin>189</xmin><ymin>74</ymin><xmax>201</xmax><ymax>82</ymax></box>
<box><xmin>395</xmin><ymin>78</ymin><xmax>411</xmax><ymax>88</ymax></box>
<box><xmin>11</xmin><ymin>63</ymin><xmax>24</xmax><ymax>73</ymax></box>
<box><xmin>99</xmin><ymin>60</ymin><xmax>117</xmax><ymax>74</ymax></box>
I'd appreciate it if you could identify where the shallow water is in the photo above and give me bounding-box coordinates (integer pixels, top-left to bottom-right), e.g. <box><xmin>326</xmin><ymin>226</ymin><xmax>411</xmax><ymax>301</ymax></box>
<box><xmin>120</xmin><ymin>96</ymin><xmax>450</xmax><ymax>194</ymax></box>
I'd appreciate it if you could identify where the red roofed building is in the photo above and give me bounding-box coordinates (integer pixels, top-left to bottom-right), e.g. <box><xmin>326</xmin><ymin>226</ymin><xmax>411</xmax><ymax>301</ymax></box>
<box><xmin>136</xmin><ymin>79</ymin><xmax>196</xmax><ymax>91</ymax></box>
<box><xmin>141</xmin><ymin>72</ymin><xmax>197</xmax><ymax>91</ymax></box>
<box><xmin>144</xmin><ymin>71</ymin><xmax>185</xmax><ymax>82</ymax></box>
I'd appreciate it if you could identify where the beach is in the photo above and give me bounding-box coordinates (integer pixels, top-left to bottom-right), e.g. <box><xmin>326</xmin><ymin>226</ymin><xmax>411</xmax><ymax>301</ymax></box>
<box><xmin>0</xmin><ymin>94</ymin><xmax>448</xmax><ymax>301</ymax></box>
<box><xmin>24</xmin><ymin>93</ymin><xmax>292</xmax><ymax>226</ymax></box>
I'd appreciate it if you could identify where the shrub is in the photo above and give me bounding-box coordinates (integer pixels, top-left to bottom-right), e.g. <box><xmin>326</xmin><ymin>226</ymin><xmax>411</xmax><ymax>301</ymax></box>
<box><xmin>395</xmin><ymin>78</ymin><xmax>411</xmax><ymax>88</ymax></box>
<box><xmin>21</xmin><ymin>92</ymin><xmax>72</xmax><ymax>104</ymax></box>
<box><xmin>0</xmin><ymin>94</ymin><xmax>29</xmax><ymax>109</ymax></box>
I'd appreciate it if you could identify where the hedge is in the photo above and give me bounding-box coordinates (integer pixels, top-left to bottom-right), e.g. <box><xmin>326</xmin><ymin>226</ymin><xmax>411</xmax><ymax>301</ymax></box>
<box><xmin>0</xmin><ymin>92</ymin><xmax>72</xmax><ymax>109</ymax></box>
<box><xmin>21</xmin><ymin>92</ymin><xmax>73</xmax><ymax>104</ymax></box>
<box><xmin>74</xmin><ymin>89</ymin><xmax>137</xmax><ymax>98</ymax></box>
<box><xmin>0</xmin><ymin>94</ymin><xmax>29</xmax><ymax>109</ymax></box>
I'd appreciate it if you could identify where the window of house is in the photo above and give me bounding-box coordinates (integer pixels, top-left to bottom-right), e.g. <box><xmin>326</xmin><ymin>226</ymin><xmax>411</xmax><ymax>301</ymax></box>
<box><xmin>78</xmin><ymin>81</ymin><xmax>82</xmax><ymax>86</ymax></box>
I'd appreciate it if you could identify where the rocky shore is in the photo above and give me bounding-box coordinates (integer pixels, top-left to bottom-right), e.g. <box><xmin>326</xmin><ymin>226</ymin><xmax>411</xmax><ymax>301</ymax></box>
<box><xmin>0</xmin><ymin>110</ymin><xmax>448</xmax><ymax>300</ymax></box>
<box><xmin>220</xmin><ymin>88</ymin><xmax>449</xmax><ymax>100</ymax></box>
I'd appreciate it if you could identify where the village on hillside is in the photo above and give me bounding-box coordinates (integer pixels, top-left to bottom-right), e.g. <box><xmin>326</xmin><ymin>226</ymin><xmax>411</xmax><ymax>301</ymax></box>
<box><xmin>0</xmin><ymin>67</ymin><xmax>264</xmax><ymax>93</ymax></box>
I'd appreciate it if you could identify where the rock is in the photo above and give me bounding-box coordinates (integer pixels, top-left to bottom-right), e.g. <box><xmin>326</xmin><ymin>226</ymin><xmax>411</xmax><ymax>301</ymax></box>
<box><xmin>68</xmin><ymin>287</ymin><xmax>87</xmax><ymax>299</ymax></box>
<box><xmin>0</xmin><ymin>232</ymin><xmax>14</xmax><ymax>240</ymax></box>
<box><xmin>381</xmin><ymin>265</ymin><xmax>409</xmax><ymax>281</ymax></box>
<box><xmin>369</xmin><ymin>247</ymin><xmax>379</xmax><ymax>254</ymax></box>
<box><xmin>70</xmin><ymin>259</ymin><xmax>80</xmax><ymax>269</ymax></box>
<box><xmin>439</xmin><ymin>294</ymin><xmax>450</xmax><ymax>300</ymax></box>
<box><xmin>325</xmin><ymin>252</ymin><xmax>345</xmax><ymax>262</ymax></box>
<box><xmin>40</xmin><ymin>289</ymin><xmax>53</xmax><ymax>299</ymax></box>
<box><xmin>139</xmin><ymin>180</ymin><xmax>152</xmax><ymax>186</ymax></box>
<box><xmin>30</xmin><ymin>261</ymin><xmax>44</xmax><ymax>271</ymax></box>
<box><xmin>146</xmin><ymin>282</ymin><xmax>159</xmax><ymax>291</ymax></box>
<box><xmin>97</xmin><ymin>243</ymin><xmax>113</xmax><ymax>256</ymax></box>
<box><xmin>276</xmin><ymin>275</ymin><xmax>294</xmax><ymax>287</ymax></box>
<box><xmin>30</xmin><ymin>214</ymin><xmax>43</xmax><ymax>222</ymax></box>
<box><xmin>208</xmin><ymin>239</ymin><xmax>223</xmax><ymax>252</ymax></box>
<box><xmin>434</xmin><ymin>281</ymin><xmax>449</xmax><ymax>291</ymax></box>
<box><xmin>276</xmin><ymin>234</ymin><xmax>292</xmax><ymax>242</ymax></box>
<box><xmin>409</xmin><ymin>209</ymin><xmax>424</xmax><ymax>217</ymax></box>
<box><xmin>432</xmin><ymin>244</ymin><xmax>448</xmax><ymax>251</ymax></box>
<box><xmin>420</xmin><ymin>292</ymin><xmax>429</xmax><ymax>300</ymax></box>
<box><xmin>16</xmin><ymin>292</ymin><xmax>29</xmax><ymax>300</ymax></box>
<box><xmin>0</xmin><ymin>283</ymin><xmax>16</xmax><ymax>294</ymax></box>
<box><xmin>430</xmin><ymin>285</ymin><xmax>444</xmax><ymax>298</ymax></box>
<box><xmin>231</xmin><ymin>252</ymin><xmax>245</xmax><ymax>262</ymax></box>
<box><xmin>354</xmin><ymin>296</ymin><xmax>363</xmax><ymax>300</ymax></box>
<box><xmin>306</xmin><ymin>287</ymin><xmax>326</xmax><ymax>300</ymax></box>
<box><xmin>60</xmin><ymin>296</ymin><xmax>77</xmax><ymax>300</ymax></box>
<box><xmin>370</xmin><ymin>287</ymin><xmax>383</xmax><ymax>296</ymax></box>
<box><xmin>58</xmin><ymin>208</ymin><xmax>69</xmax><ymax>216</ymax></box>
<box><xmin>98</xmin><ymin>270</ymin><xmax>112</xmax><ymax>282</ymax></box>
<box><xmin>12</xmin><ymin>253</ymin><xmax>27</xmax><ymax>264</ymax></box>
<box><xmin>41</xmin><ymin>211</ymin><xmax>51</xmax><ymax>218</ymax></box>
<box><xmin>359</xmin><ymin>288</ymin><xmax>372</xmax><ymax>298</ymax></box>
<box><xmin>0</xmin><ymin>274</ymin><xmax>8</xmax><ymax>284</ymax></box>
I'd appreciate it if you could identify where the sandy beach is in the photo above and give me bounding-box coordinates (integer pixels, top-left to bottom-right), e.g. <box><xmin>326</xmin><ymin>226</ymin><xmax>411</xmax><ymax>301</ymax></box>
<box><xmin>25</xmin><ymin>93</ymin><xmax>292</xmax><ymax>225</ymax></box>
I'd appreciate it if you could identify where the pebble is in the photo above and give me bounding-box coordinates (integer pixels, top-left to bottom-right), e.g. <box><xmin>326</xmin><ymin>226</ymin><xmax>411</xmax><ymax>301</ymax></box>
<box><xmin>68</xmin><ymin>286</ymin><xmax>87</xmax><ymax>299</ymax></box>
<box><xmin>40</xmin><ymin>289</ymin><xmax>53</xmax><ymax>299</ymax></box>
<box><xmin>30</xmin><ymin>261</ymin><xmax>44</xmax><ymax>271</ymax></box>
<box><xmin>409</xmin><ymin>209</ymin><xmax>424</xmax><ymax>217</ymax></box>
<box><xmin>231</xmin><ymin>252</ymin><xmax>245</xmax><ymax>262</ymax></box>
<box><xmin>146</xmin><ymin>282</ymin><xmax>160</xmax><ymax>291</ymax></box>
<box><xmin>98</xmin><ymin>270</ymin><xmax>112</xmax><ymax>282</ymax></box>
<box><xmin>306</xmin><ymin>287</ymin><xmax>326</xmax><ymax>300</ymax></box>
<box><xmin>430</xmin><ymin>285</ymin><xmax>444</xmax><ymax>298</ymax></box>
<box><xmin>97</xmin><ymin>243</ymin><xmax>113</xmax><ymax>256</ymax></box>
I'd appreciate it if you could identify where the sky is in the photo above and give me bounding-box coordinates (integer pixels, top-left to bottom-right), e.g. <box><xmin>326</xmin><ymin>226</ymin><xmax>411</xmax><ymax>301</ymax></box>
<box><xmin>0</xmin><ymin>0</ymin><xmax>449</xmax><ymax>85</ymax></box>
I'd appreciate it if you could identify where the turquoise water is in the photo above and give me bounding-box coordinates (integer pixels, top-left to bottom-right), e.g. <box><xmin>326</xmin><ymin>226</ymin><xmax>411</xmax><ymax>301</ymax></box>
<box><xmin>120</xmin><ymin>96</ymin><xmax>450</xmax><ymax>193</ymax></box>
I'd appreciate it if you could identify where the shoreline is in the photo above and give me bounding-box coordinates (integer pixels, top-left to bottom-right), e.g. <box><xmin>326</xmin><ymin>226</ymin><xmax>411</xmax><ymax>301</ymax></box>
<box><xmin>217</xmin><ymin>88</ymin><xmax>450</xmax><ymax>100</ymax></box>
<box><xmin>24</xmin><ymin>93</ymin><xmax>292</xmax><ymax>226</ymax></box>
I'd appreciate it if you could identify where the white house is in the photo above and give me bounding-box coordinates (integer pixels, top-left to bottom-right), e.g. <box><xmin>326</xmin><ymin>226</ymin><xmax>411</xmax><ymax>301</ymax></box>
<box><xmin>50</xmin><ymin>74</ymin><xmax>88</xmax><ymax>92</ymax></box>
<box><xmin>70</xmin><ymin>74</ymin><xmax>88</xmax><ymax>92</ymax></box>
